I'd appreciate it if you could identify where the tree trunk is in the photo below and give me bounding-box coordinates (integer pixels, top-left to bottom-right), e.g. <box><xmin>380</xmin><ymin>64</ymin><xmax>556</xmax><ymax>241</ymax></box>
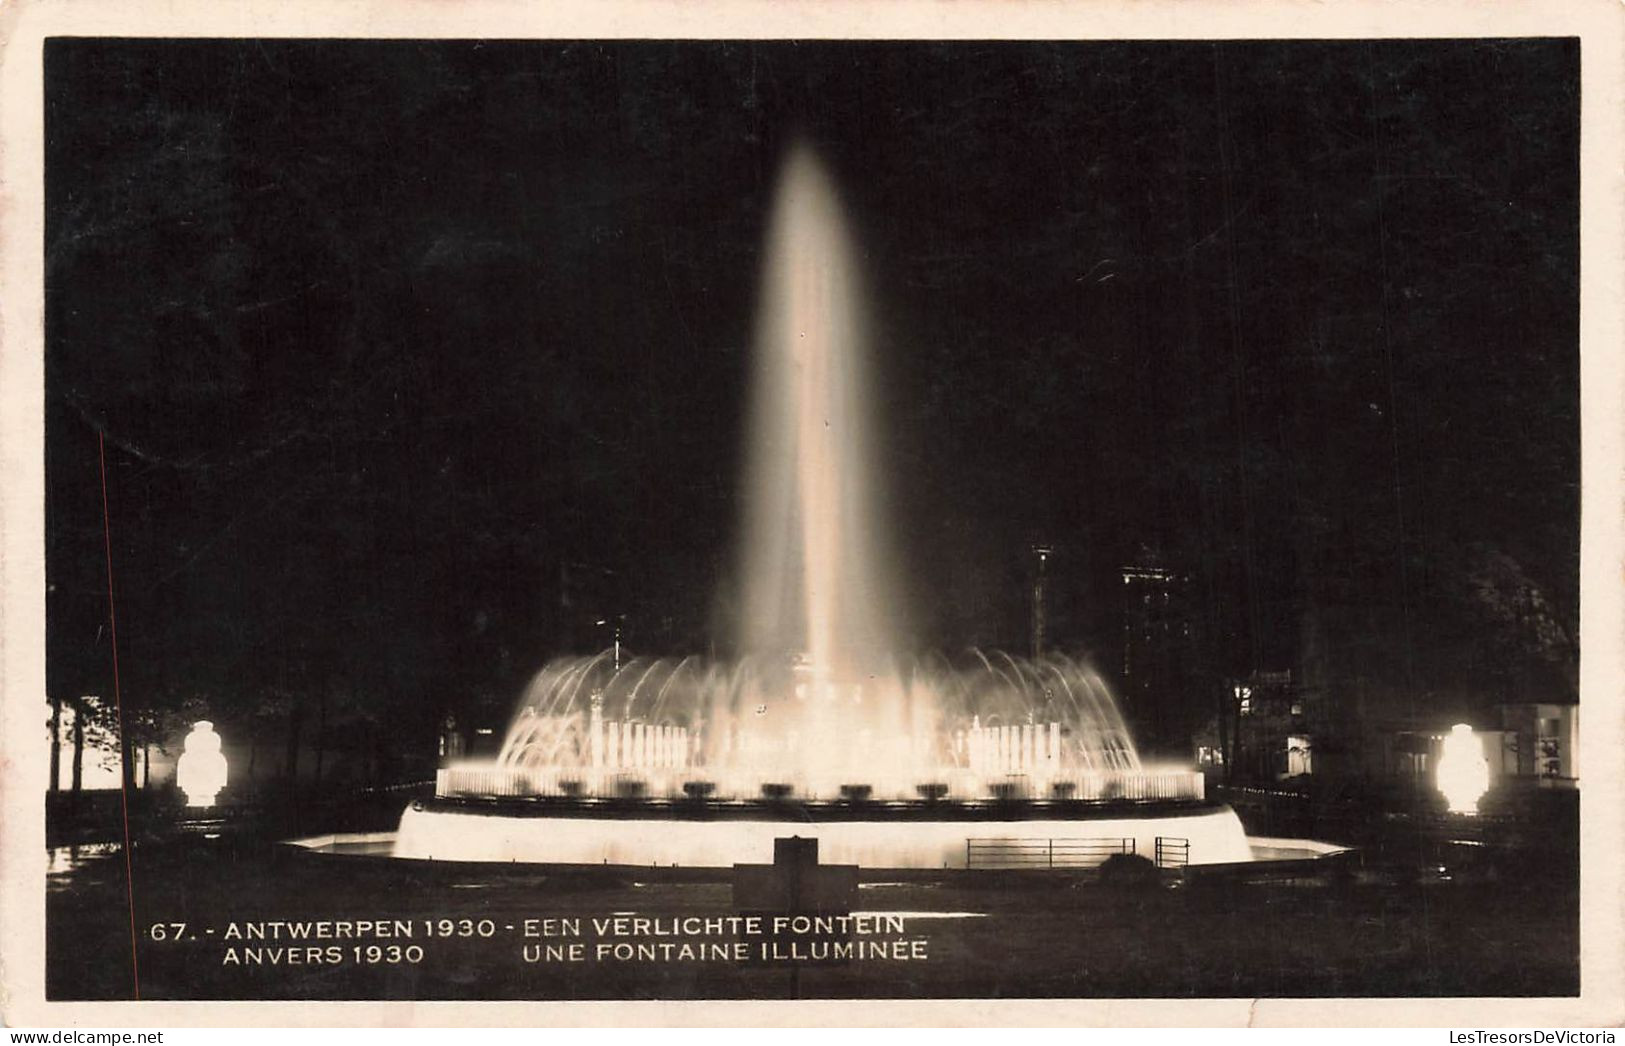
<box><xmin>120</xmin><ymin>712</ymin><xmax>137</xmax><ymax>796</ymax></box>
<box><xmin>142</xmin><ymin>739</ymin><xmax>151</xmax><ymax>789</ymax></box>
<box><xmin>71</xmin><ymin>700</ymin><xmax>84</xmax><ymax>793</ymax></box>
<box><xmin>315</xmin><ymin>690</ymin><xmax>328</xmax><ymax>782</ymax></box>
<box><xmin>49</xmin><ymin>695</ymin><xmax>61</xmax><ymax>792</ymax></box>
<box><xmin>285</xmin><ymin>702</ymin><xmax>305</xmax><ymax>785</ymax></box>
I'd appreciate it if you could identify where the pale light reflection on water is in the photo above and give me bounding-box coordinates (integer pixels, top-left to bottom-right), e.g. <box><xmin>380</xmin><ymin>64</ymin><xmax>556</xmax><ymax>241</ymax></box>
<box><xmin>47</xmin><ymin>842</ymin><xmax>120</xmax><ymax>871</ymax></box>
<box><xmin>46</xmin><ymin>842</ymin><xmax>122</xmax><ymax>886</ymax></box>
<box><xmin>852</xmin><ymin>910</ymin><xmax>986</xmax><ymax>920</ymax></box>
<box><xmin>591</xmin><ymin>908</ymin><xmax>986</xmax><ymax>921</ymax></box>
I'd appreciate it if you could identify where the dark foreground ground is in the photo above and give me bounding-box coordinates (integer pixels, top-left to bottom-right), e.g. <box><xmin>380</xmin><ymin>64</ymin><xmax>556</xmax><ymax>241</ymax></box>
<box><xmin>47</xmin><ymin>804</ymin><xmax>1578</xmax><ymax>1001</ymax></box>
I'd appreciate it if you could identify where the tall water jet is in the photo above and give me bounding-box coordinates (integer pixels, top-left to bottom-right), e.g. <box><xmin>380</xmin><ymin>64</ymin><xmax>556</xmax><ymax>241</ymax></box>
<box><xmin>475</xmin><ymin>140</ymin><xmax>1151</xmax><ymax>797</ymax></box>
<box><xmin>740</xmin><ymin>141</ymin><xmax>895</xmax><ymax>683</ymax></box>
<box><xmin>718</xmin><ymin>140</ymin><xmax>923</xmax><ymax>790</ymax></box>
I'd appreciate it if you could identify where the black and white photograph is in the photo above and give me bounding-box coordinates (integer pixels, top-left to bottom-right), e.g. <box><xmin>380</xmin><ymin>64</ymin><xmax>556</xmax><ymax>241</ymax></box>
<box><xmin>4</xmin><ymin>2</ymin><xmax>1622</xmax><ymax>1026</ymax></box>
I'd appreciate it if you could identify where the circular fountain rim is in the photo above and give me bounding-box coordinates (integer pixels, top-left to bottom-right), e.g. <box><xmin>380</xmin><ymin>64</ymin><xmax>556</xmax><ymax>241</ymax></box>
<box><xmin>409</xmin><ymin>794</ymin><xmax>1235</xmax><ymax>823</ymax></box>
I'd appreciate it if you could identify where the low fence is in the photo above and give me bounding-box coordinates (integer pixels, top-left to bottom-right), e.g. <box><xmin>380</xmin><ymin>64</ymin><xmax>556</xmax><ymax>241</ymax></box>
<box><xmin>1154</xmin><ymin>836</ymin><xmax>1190</xmax><ymax>868</ymax></box>
<box><xmin>965</xmin><ymin>837</ymin><xmax>1136</xmax><ymax>869</ymax></box>
<box><xmin>965</xmin><ymin>835</ymin><xmax>1193</xmax><ymax>870</ymax></box>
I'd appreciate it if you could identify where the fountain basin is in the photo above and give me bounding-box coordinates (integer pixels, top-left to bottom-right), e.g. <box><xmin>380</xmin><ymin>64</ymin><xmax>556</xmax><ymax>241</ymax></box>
<box><xmin>387</xmin><ymin>796</ymin><xmax>1255</xmax><ymax>869</ymax></box>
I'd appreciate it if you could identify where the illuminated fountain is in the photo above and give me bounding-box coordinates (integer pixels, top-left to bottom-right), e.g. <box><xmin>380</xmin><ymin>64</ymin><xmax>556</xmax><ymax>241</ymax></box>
<box><xmin>392</xmin><ymin>143</ymin><xmax>1254</xmax><ymax>869</ymax></box>
<box><xmin>444</xmin><ymin>650</ymin><xmax>1151</xmax><ymax>803</ymax></box>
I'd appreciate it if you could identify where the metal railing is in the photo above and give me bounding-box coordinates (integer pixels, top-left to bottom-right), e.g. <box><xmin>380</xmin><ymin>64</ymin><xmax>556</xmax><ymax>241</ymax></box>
<box><xmin>1154</xmin><ymin>836</ymin><xmax>1190</xmax><ymax>868</ymax></box>
<box><xmin>965</xmin><ymin>837</ymin><xmax>1136</xmax><ymax>869</ymax></box>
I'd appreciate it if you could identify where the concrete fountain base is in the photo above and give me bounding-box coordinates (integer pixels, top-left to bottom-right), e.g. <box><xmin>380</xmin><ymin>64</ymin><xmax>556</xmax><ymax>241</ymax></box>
<box><xmin>388</xmin><ymin>797</ymin><xmax>1255</xmax><ymax>869</ymax></box>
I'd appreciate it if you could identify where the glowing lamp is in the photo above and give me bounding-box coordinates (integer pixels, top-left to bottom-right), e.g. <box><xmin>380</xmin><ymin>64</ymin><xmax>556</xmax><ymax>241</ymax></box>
<box><xmin>177</xmin><ymin>720</ymin><xmax>229</xmax><ymax>808</ymax></box>
<box><xmin>1435</xmin><ymin>723</ymin><xmax>1488</xmax><ymax>815</ymax></box>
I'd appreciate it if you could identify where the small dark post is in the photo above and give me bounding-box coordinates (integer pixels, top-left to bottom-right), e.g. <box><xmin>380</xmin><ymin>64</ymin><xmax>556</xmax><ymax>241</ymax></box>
<box><xmin>774</xmin><ymin>836</ymin><xmax>819</xmax><ymax>909</ymax></box>
<box><xmin>732</xmin><ymin>835</ymin><xmax>858</xmax><ymax>969</ymax></box>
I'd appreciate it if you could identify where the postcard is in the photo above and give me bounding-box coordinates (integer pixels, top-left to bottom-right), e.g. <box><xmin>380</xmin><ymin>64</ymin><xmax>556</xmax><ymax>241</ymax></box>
<box><xmin>2</xmin><ymin>0</ymin><xmax>1620</xmax><ymax>1028</ymax></box>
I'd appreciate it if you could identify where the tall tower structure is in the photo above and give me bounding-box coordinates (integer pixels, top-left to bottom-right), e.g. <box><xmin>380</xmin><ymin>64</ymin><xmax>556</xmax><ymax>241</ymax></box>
<box><xmin>1120</xmin><ymin>548</ymin><xmax>1197</xmax><ymax>755</ymax></box>
<box><xmin>1030</xmin><ymin>543</ymin><xmax>1054</xmax><ymax>660</ymax></box>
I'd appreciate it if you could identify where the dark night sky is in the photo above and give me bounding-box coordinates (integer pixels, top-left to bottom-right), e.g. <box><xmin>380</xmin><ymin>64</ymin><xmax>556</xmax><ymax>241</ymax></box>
<box><xmin>45</xmin><ymin>39</ymin><xmax>1579</xmax><ymax>741</ymax></box>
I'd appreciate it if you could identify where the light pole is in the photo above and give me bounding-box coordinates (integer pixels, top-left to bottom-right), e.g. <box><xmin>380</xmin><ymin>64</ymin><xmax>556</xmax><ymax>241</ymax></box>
<box><xmin>1030</xmin><ymin>543</ymin><xmax>1054</xmax><ymax>660</ymax></box>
